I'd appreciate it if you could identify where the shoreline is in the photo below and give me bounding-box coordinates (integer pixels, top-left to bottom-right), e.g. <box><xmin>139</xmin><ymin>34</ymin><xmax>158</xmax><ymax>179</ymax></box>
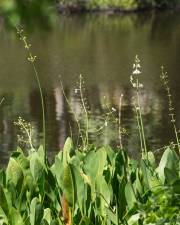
<box><xmin>56</xmin><ymin>3</ymin><xmax>180</xmax><ymax>15</ymax></box>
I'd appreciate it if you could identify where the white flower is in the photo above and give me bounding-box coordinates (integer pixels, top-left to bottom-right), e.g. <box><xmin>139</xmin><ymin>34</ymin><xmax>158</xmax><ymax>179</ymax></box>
<box><xmin>132</xmin><ymin>68</ymin><xmax>141</xmax><ymax>75</ymax></box>
<box><xmin>111</xmin><ymin>107</ymin><xmax>116</xmax><ymax>112</ymax></box>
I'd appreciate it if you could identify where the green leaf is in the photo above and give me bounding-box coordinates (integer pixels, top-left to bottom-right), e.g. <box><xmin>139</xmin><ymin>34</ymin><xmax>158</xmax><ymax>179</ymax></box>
<box><xmin>0</xmin><ymin>185</ymin><xmax>9</xmax><ymax>217</ymax></box>
<box><xmin>147</xmin><ymin>151</ymin><xmax>156</xmax><ymax>169</ymax></box>
<box><xmin>6</xmin><ymin>156</ymin><xmax>24</xmax><ymax>190</ymax></box>
<box><xmin>125</xmin><ymin>182</ymin><xmax>136</xmax><ymax>209</ymax></box>
<box><xmin>157</xmin><ymin>148</ymin><xmax>179</xmax><ymax>183</ymax></box>
<box><xmin>117</xmin><ymin>177</ymin><xmax>126</xmax><ymax>220</ymax></box>
<box><xmin>172</xmin><ymin>179</ymin><xmax>180</xmax><ymax>194</ymax></box>
<box><xmin>128</xmin><ymin>213</ymin><xmax>141</xmax><ymax>225</ymax></box>
<box><xmin>72</xmin><ymin>165</ymin><xmax>86</xmax><ymax>214</ymax></box>
<box><xmin>30</xmin><ymin>198</ymin><xmax>43</xmax><ymax>225</ymax></box>
<box><xmin>54</xmin><ymin>155</ymin><xmax>64</xmax><ymax>190</ymax></box>
<box><xmin>0</xmin><ymin>206</ymin><xmax>8</xmax><ymax>224</ymax></box>
<box><xmin>63</xmin><ymin>138</ymin><xmax>73</xmax><ymax>167</ymax></box>
<box><xmin>37</xmin><ymin>145</ymin><xmax>45</xmax><ymax>164</ymax></box>
<box><xmin>40</xmin><ymin>219</ymin><xmax>49</xmax><ymax>225</ymax></box>
<box><xmin>0</xmin><ymin>170</ymin><xmax>6</xmax><ymax>187</ymax></box>
<box><xmin>10</xmin><ymin>207</ymin><xmax>24</xmax><ymax>225</ymax></box>
<box><xmin>95</xmin><ymin>175</ymin><xmax>110</xmax><ymax>216</ymax></box>
<box><xmin>50</xmin><ymin>219</ymin><xmax>63</xmax><ymax>225</ymax></box>
<box><xmin>30</xmin><ymin>152</ymin><xmax>44</xmax><ymax>182</ymax></box>
<box><xmin>43</xmin><ymin>208</ymin><xmax>51</xmax><ymax>224</ymax></box>
<box><xmin>63</xmin><ymin>164</ymin><xmax>74</xmax><ymax>207</ymax></box>
<box><xmin>79</xmin><ymin>216</ymin><xmax>93</xmax><ymax>225</ymax></box>
<box><xmin>105</xmin><ymin>207</ymin><xmax>117</xmax><ymax>224</ymax></box>
<box><xmin>83</xmin><ymin>148</ymin><xmax>107</xmax><ymax>200</ymax></box>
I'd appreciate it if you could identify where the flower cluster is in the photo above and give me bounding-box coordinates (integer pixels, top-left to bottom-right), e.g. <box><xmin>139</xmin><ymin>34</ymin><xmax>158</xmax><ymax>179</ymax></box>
<box><xmin>160</xmin><ymin>67</ymin><xmax>175</xmax><ymax>123</ymax></box>
<box><xmin>130</xmin><ymin>55</ymin><xmax>143</xmax><ymax>88</ymax></box>
<box><xmin>14</xmin><ymin>117</ymin><xmax>35</xmax><ymax>150</ymax></box>
<box><xmin>17</xmin><ymin>28</ymin><xmax>37</xmax><ymax>63</ymax></box>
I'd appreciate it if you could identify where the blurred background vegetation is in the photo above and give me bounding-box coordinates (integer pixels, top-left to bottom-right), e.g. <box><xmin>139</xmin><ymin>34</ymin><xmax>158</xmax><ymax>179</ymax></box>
<box><xmin>0</xmin><ymin>0</ymin><xmax>180</xmax><ymax>28</ymax></box>
<box><xmin>0</xmin><ymin>0</ymin><xmax>56</xmax><ymax>28</ymax></box>
<box><xmin>60</xmin><ymin>0</ymin><xmax>180</xmax><ymax>11</ymax></box>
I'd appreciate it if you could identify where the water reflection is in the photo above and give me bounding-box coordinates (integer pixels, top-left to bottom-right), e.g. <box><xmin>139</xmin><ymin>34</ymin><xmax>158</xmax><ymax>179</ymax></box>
<box><xmin>0</xmin><ymin>11</ymin><xmax>180</xmax><ymax>166</ymax></box>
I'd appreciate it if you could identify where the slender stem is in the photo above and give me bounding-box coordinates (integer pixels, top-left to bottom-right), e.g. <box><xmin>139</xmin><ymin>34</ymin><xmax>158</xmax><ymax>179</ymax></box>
<box><xmin>173</xmin><ymin>123</ymin><xmax>180</xmax><ymax>153</ymax></box>
<box><xmin>160</xmin><ymin>67</ymin><xmax>180</xmax><ymax>155</ymax></box>
<box><xmin>136</xmin><ymin>79</ymin><xmax>147</xmax><ymax>156</ymax></box>
<box><xmin>59</xmin><ymin>78</ymin><xmax>85</xmax><ymax>149</ymax></box>
<box><xmin>16</xmin><ymin>28</ymin><xmax>46</xmax><ymax>158</ymax></box>
<box><xmin>79</xmin><ymin>75</ymin><xmax>89</xmax><ymax>148</ymax></box>
<box><xmin>118</xmin><ymin>94</ymin><xmax>123</xmax><ymax>149</ymax></box>
<box><xmin>32</xmin><ymin>63</ymin><xmax>46</xmax><ymax>153</ymax></box>
<box><xmin>134</xmin><ymin>103</ymin><xmax>143</xmax><ymax>152</ymax></box>
<box><xmin>0</xmin><ymin>98</ymin><xmax>4</xmax><ymax>106</ymax></box>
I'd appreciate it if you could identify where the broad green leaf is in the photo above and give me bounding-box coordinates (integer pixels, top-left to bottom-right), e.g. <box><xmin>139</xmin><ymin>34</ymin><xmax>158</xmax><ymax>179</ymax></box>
<box><xmin>63</xmin><ymin>138</ymin><xmax>73</xmax><ymax>167</ymax></box>
<box><xmin>54</xmin><ymin>156</ymin><xmax>64</xmax><ymax>190</ymax></box>
<box><xmin>147</xmin><ymin>151</ymin><xmax>156</xmax><ymax>169</ymax></box>
<box><xmin>63</xmin><ymin>164</ymin><xmax>74</xmax><ymax>207</ymax></box>
<box><xmin>0</xmin><ymin>206</ymin><xmax>8</xmax><ymax>224</ymax></box>
<box><xmin>43</xmin><ymin>208</ymin><xmax>51</xmax><ymax>224</ymax></box>
<box><xmin>84</xmin><ymin>148</ymin><xmax>107</xmax><ymax>178</ymax></box>
<box><xmin>83</xmin><ymin>148</ymin><xmax>107</xmax><ymax>200</ymax></box>
<box><xmin>95</xmin><ymin>175</ymin><xmax>110</xmax><ymax>215</ymax></box>
<box><xmin>96</xmin><ymin>147</ymin><xmax>107</xmax><ymax>176</ymax></box>
<box><xmin>6</xmin><ymin>157</ymin><xmax>24</xmax><ymax>190</ymax></box>
<box><xmin>157</xmin><ymin>148</ymin><xmax>179</xmax><ymax>183</ymax></box>
<box><xmin>40</xmin><ymin>219</ymin><xmax>49</xmax><ymax>225</ymax></box>
<box><xmin>51</xmin><ymin>219</ymin><xmax>63</xmax><ymax>225</ymax></box>
<box><xmin>117</xmin><ymin>177</ymin><xmax>126</xmax><ymax>220</ymax></box>
<box><xmin>30</xmin><ymin>152</ymin><xmax>44</xmax><ymax>182</ymax></box>
<box><xmin>0</xmin><ymin>185</ymin><xmax>9</xmax><ymax>217</ymax></box>
<box><xmin>37</xmin><ymin>145</ymin><xmax>45</xmax><ymax>164</ymax></box>
<box><xmin>172</xmin><ymin>179</ymin><xmax>180</xmax><ymax>194</ymax></box>
<box><xmin>30</xmin><ymin>198</ymin><xmax>43</xmax><ymax>225</ymax></box>
<box><xmin>79</xmin><ymin>216</ymin><xmax>93</xmax><ymax>225</ymax></box>
<box><xmin>128</xmin><ymin>213</ymin><xmax>141</xmax><ymax>225</ymax></box>
<box><xmin>72</xmin><ymin>165</ymin><xmax>86</xmax><ymax>214</ymax></box>
<box><xmin>105</xmin><ymin>146</ymin><xmax>115</xmax><ymax>166</ymax></box>
<box><xmin>10</xmin><ymin>207</ymin><xmax>24</xmax><ymax>225</ymax></box>
<box><xmin>105</xmin><ymin>207</ymin><xmax>117</xmax><ymax>224</ymax></box>
<box><xmin>125</xmin><ymin>182</ymin><xmax>136</xmax><ymax>209</ymax></box>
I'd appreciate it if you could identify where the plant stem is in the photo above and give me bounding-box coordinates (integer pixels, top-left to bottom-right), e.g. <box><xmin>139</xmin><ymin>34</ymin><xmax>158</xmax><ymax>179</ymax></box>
<box><xmin>79</xmin><ymin>75</ymin><xmax>89</xmax><ymax>149</ymax></box>
<box><xmin>118</xmin><ymin>94</ymin><xmax>123</xmax><ymax>149</ymax></box>
<box><xmin>136</xmin><ymin>84</ymin><xmax>147</xmax><ymax>155</ymax></box>
<box><xmin>32</xmin><ymin>63</ymin><xmax>46</xmax><ymax>153</ymax></box>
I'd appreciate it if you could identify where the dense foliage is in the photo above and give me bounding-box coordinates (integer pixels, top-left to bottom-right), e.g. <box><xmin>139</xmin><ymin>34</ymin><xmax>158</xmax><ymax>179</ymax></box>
<box><xmin>0</xmin><ymin>0</ymin><xmax>180</xmax><ymax>27</ymax></box>
<box><xmin>0</xmin><ymin>138</ymin><xmax>179</xmax><ymax>224</ymax></box>
<box><xmin>0</xmin><ymin>0</ymin><xmax>56</xmax><ymax>27</ymax></box>
<box><xmin>30</xmin><ymin>0</ymin><xmax>180</xmax><ymax>10</ymax></box>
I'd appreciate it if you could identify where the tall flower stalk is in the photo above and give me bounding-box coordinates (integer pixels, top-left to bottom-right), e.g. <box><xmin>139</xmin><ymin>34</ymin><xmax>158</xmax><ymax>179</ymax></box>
<box><xmin>16</xmin><ymin>28</ymin><xmax>46</xmax><ymax>156</ymax></box>
<box><xmin>130</xmin><ymin>55</ymin><xmax>147</xmax><ymax>156</ymax></box>
<box><xmin>160</xmin><ymin>66</ymin><xmax>180</xmax><ymax>154</ymax></box>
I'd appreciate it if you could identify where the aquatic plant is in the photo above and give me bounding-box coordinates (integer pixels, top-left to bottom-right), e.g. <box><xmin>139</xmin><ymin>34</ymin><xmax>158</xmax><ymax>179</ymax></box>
<box><xmin>130</xmin><ymin>55</ymin><xmax>147</xmax><ymax>156</ymax></box>
<box><xmin>60</xmin><ymin>74</ymin><xmax>126</xmax><ymax>151</ymax></box>
<box><xmin>160</xmin><ymin>66</ymin><xmax>180</xmax><ymax>154</ymax></box>
<box><xmin>16</xmin><ymin>28</ymin><xmax>46</xmax><ymax>157</ymax></box>
<box><xmin>0</xmin><ymin>138</ymin><xmax>179</xmax><ymax>224</ymax></box>
<box><xmin>0</xmin><ymin>28</ymin><xmax>179</xmax><ymax>224</ymax></box>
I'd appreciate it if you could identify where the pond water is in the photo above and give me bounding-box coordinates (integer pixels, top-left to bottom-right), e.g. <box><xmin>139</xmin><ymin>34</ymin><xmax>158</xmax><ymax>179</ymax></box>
<box><xmin>0</xmin><ymin>11</ymin><xmax>180</xmax><ymax>166</ymax></box>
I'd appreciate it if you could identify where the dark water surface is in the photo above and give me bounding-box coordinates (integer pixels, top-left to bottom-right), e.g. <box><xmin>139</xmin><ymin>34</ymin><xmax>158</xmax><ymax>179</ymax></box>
<box><xmin>0</xmin><ymin>11</ymin><xmax>180</xmax><ymax>165</ymax></box>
